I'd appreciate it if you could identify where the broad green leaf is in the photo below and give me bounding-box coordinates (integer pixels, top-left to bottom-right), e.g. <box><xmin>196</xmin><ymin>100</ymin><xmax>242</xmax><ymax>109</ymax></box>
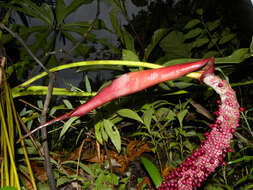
<box><xmin>117</xmin><ymin>108</ymin><xmax>143</xmax><ymax>123</ymax></box>
<box><xmin>56</xmin><ymin>0</ymin><xmax>67</xmax><ymax>24</ymax></box>
<box><xmin>63</xmin><ymin>99</ymin><xmax>73</xmax><ymax>109</ymax></box>
<box><xmin>169</xmin><ymin>142</ymin><xmax>179</xmax><ymax>149</ymax></box>
<box><xmin>219</xmin><ymin>33</ymin><xmax>236</xmax><ymax>45</ymax></box>
<box><xmin>110</xmin><ymin>11</ymin><xmax>122</xmax><ymax>42</ymax></box>
<box><xmin>18</xmin><ymin>0</ymin><xmax>54</xmax><ymax>26</ymax></box>
<box><xmin>184</xmin><ymin>19</ymin><xmax>201</xmax><ymax>30</ymax></box>
<box><xmin>215</xmin><ymin>48</ymin><xmax>250</xmax><ymax>63</ymax></box>
<box><xmin>183</xmin><ymin>140</ymin><xmax>194</xmax><ymax>152</ymax></box>
<box><xmin>57</xmin><ymin>176</ymin><xmax>69</xmax><ymax>186</ymax></box>
<box><xmin>95</xmin><ymin>121</ymin><xmax>103</xmax><ymax>144</ymax></box>
<box><xmin>196</xmin><ymin>8</ymin><xmax>203</xmax><ymax>16</ymax></box>
<box><xmin>59</xmin><ymin>117</ymin><xmax>79</xmax><ymax>138</ymax></box>
<box><xmin>85</xmin><ymin>75</ymin><xmax>92</xmax><ymax>92</ymax></box>
<box><xmin>250</xmin><ymin>37</ymin><xmax>253</xmax><ymax>54</ymax></box>
<box><xmin>177</xmin><ymin>109</ymin><xmax>188</xmax><ymax>127</ymax></box>
<box><xmin>78</xmin><ymin>162</ymin><xmax>94</xmax><ymax>177</ymax></box>
<box><xmin>41</xmin><ymin>3</ymin><xmax>54</xmax><ymax>26</ymax></box>
<box><xmin>106</xmin><ymin>173</ymin><xmax>119</xmax><ymax>185</ymax></box>
<box><xmin>19</xmin><ymin>25</ymin><xmax>49</xmax><ymax>40</ymax></box>
<box><xmin>122</xmin><ymin>49</ymin><xmax>139</xmax><ymax>61</ymax></box>
<box><xmin>145</xmin><ymin>28</ymin><xmax>169</xmax><ymax>59</ymax></box>
<box><xmin>65</xmin><ymin>0</ymin><xmax>93</xmax><ymax>20</ymax></box>
<box><xmin>141</xmin><ymin>157</ymin><xmax>162</xmax><ymax>188</ymax></box>
<box><xmin>160</xmin><ymin>31</ymin><xmax>191</xmax><ymax>59</ymax></box>
<box><xmin>37</xmin><ymin>100</ymin><xmax>43</xmax><ymax>109</ymax></box>
<box><xmin>143</xmin><ymin>108</ymin><xmax>154</xmax><ymax>129</ymax></box>
<box><xmin>207</xmin><ymin>19</ymin><xmax>221</xmax><ymax>32</ymax></box>
<box><xmin>184</xmin><ymin>28</ymin><xmax>202</xmax><ymax>40</ymax></box>
<box><xmin>122</xmin><ymin>29</ymin><xmax>135</xmax><ymax>52</ymax></box>
<box><xmin>192</xmin><ymin>37</ymin><xmax>209</xmax><ymax>48</ymax></box>
<box><xmin>174</xmin><ymin>81</ymin><xmax>194</xmax><ymax>89</ymax></box>
<box><xmin>103</xmin><ymin>119</ymin><xmax>121</xmax><ymax>153</ymax></box>
<box><xmin>30</xmin><ymin>29</ymin><xmax>50</xmax><ymax>54</ymax></box>
<box><xmin>101</xmin><ymin>122</ymin><xmax>108</xmax><ymax>142</ymax></box>
<box><xmin>185</xmin><ymin>130</ymin><xmax>197</xmax><ymax>137</ymax></box>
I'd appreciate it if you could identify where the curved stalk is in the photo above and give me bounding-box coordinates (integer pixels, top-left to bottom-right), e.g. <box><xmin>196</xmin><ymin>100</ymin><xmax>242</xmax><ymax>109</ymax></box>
<box><xmin>17</xmin><ymin>58</ymin><xmax>214</xmax><ymax>143</ymax></box>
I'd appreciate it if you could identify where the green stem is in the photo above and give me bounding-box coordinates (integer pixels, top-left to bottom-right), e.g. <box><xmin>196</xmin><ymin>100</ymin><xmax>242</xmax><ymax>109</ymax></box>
<box><xmin>15</xmin><ymin>60</ymin><xmax>162</xmax><ymax>88</ymax></box>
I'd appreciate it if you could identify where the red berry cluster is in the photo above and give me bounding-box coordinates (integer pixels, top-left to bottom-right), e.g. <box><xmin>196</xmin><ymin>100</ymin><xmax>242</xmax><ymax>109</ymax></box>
<box><xmin>159</xmin><ymin>74</ymin><xmax>242</xmax><ymax>190</ymax></box>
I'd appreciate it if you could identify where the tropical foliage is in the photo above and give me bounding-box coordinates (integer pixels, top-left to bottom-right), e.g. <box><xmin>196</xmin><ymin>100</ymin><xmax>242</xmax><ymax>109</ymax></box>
<box><xmin>0</xmin><ymin>0</ymin><xmax>252</xmax><ymax>189</ymax></box>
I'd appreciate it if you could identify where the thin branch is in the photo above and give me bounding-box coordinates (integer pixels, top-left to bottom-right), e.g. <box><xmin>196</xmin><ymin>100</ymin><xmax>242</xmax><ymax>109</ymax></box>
<box><xmin>0</xmin><ymin>23</ymin><xmax>50</xmax><ymax>74</ymax></box>
<box><xmin>40</xmin><ymin>72</ymin><xmax>57</xmax><ymax>190</ymax></box>
<box><xmin>18</xmin><ymin>115</ymin><xmax>44</xmax><ymax>157</ymax></box>
<box><xmin>121</xmin><ymin>0</ymin><xmax>146</xmax><ymax>59</ymax></box>
<box><xmin>61</xmin><ymin>0</ymin><xmax>100</xmax><ymax>65</ymax></box>
<box><xmin>18</xmin><ymin>99</ymin><xmax>77</xmax><ymax>130</ymax></box>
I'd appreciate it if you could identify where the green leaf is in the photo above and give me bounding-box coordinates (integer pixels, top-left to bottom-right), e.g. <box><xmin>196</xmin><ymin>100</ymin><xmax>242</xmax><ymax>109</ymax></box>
<box><xmin>192</xmin><ymin>37</ymin><xmax>209</xmax><ymax>48</ymax></box>
<box><xmin>57</xmin><ymin>176</ymin><xmax>69</xmax><ymax>186</ymax></box>
<box><xmin>56</xmin><ymin>0</ymin><xmax>66</xmax><ymax>24</ymax></box>
<box><xmin>103</xmin><ymin>119</ymin><xmax>121</xmax><ymax>153</ymax></box>
<box><xmin>37</xmin><ymin>100</ymin><xmax>43</xmax><ymax>109</ymax></box>
<box><xmin>85</xmin><ymin>75</ymin><xmax>92</xmax><ymax>93</ymax></box>
<box><xmin>215</xmin><ymin>48</ymin><xmax>250</xmax><ymax>63</ymax></box>
<box><xmin>122</xmin><ymin>49</ymin><xmax>139</xmax><ymax>61</ymax></box>
<box><xmin>145</xmin><ymin>28</ymin><xmax>169</xmax><ymax>59</ymax></box>
<box><xmin>117</xmin><ymin>108</ymin><xmax>143</xmax><ymax>123</ymax></box>
<box><xmin>196</xmin><ymin>8</ymin><xmax>203</xmax><ymax>16</ymax></box>
<box><xmin>250</xmin><ymin>37</ymin><xmax>253</xmax><ymax>54</ymax></box>
<box><xmin>110</xmin><ymin>11</ymin><xmax>122</xmax><ymax>42</ymax></box>
<box><xmin>141</xmin><ymin>157</ymin><xmax>162</xmax><ymax>188</ymax></box>
<box><xmin>101</xmin><ymin>122</ymin><xmax>108</xmax><ymax>142</ymax></box>
<box><xmin>65</xmin><ymin>0</ymin><xmax>93</xmax><ymax>20</ymax></box>
<box><xmin>41</xmin><ymin>3</ymin><xmax>54</xmax><ymax>26</ymax></box>
<box><xmin>59</xmin><ymin>117</ymin><xmax>79</xmax><ymax>138</ymax></box>
<box><xmin>160</xmin><ymin>31</ymin><xmax>191</xmax><ymax>59</ymax></box>
<box><xmin>143</xmin><ymin>108</ymin><xmax>154</xmax><ymax>129</ymax></box>
<box><xmin>207</xmin><ymin>19</ymin><xmax>221</xmax><ymax>32</ymax></box>
<box><xmin>63</xmin><ymin>99</ymin><xmax>73</xmax><ymax>109</ymax></box>
<box><xmin>122</xmin><ymin>29</ymin><xmax>135</xmax><ymax>52</ymax></box>
<box><xmin>95</xmin><ymin>121</ymin><xmax>103</xmax><ymax>144</ymax></box>
<box><xmin>228</xmin><ymin>156</ymin><xmax>253</xmax><ymax>164</ymax></box>
<box><xmin>184</xmin><ymin>19</ymin><xmax>201</xmax><ymax>30</ymax></box>
<box><xmin>177</xmin><ymin>109</ymin><xmax>188</xmax><ymax>127</ymax></box>
<box><xmin>219</xmin><ymin>33</ymin><xmax>236</xmax><ymax>45</ymax></box>
<box><xmin>184</xmin><ymin>28</ymin><xmax>202</xmax><ymax>40</ymax></box>
<box><xmin>18</xmin><ymin>0</ymin><xmax>54</xmax><ymax>26</ymax></box>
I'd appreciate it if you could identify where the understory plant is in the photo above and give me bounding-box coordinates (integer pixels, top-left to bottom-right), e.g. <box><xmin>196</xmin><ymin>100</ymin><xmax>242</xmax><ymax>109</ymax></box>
<box><xmin>17</xmin><ymin>56</ymin><xmax>244</xmax><ymax>190</ymax></box>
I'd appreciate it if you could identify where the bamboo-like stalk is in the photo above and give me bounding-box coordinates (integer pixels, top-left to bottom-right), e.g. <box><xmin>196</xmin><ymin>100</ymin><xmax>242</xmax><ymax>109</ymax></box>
<box><xmin>0</xmin><ymin>69</ymin><xmax>37</xmax><ymax>190</ymax></box>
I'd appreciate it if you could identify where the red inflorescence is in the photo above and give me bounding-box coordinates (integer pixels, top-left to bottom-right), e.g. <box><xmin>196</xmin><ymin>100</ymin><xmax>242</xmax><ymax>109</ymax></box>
<box><xmin>158</xmin><ymin>73</ymin><xmax>240</xmax><ymax>190</ymax></box>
